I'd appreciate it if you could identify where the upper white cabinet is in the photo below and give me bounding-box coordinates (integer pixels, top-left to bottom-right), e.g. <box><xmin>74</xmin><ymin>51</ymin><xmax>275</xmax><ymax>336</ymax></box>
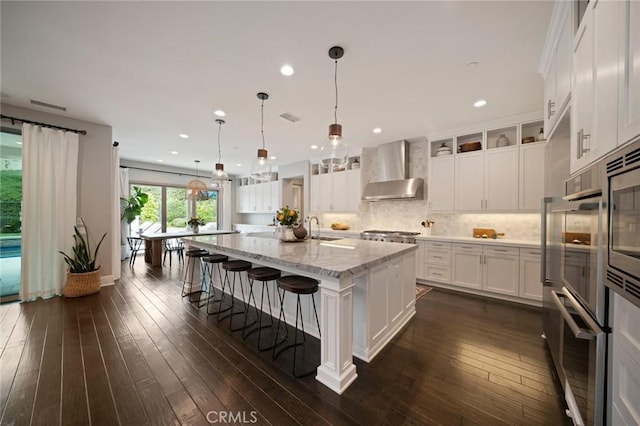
<box><xmin>235</xmin><ymin>179</ymin><xmax>280</xmax><ymax>214</ymax></box>
<box><xmin>519</xmin><ymin>141</ymin><xmax>546</xmax><ymax>211</ymax></box>
<box><xmin>544</xmin><ymin>7</ymin><xmax>572</xmax><ymax>136</ymax></box>
<box><xmin>309</xmin><ymin>157</ymin><xmax>361</xmax><ymax>213</ymax></box>
<box><xmin>618</xmin><ymin>0</ymin><xmax>640</xmax><ymax>145</ymax></box>
<box><xmin>429</xmin><ymin>119</ymin><xmax>545</xmax><ymax>213</ymax></box>
<box><xmin>572</xmin><ymin>0</ymin><xmax>622</xmax><ymax>174</ymax></box>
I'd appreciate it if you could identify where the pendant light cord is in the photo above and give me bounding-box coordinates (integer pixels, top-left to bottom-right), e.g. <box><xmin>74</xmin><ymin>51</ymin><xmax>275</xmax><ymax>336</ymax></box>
<box><xmin>260</xmin><ymin>98</ymin><xmax>266</xmax><ymax>150</ymax></box>
<box><xmin>334</xmin><ymin>59</ymin><xmax>339</xmax><ymax>125</ymax></box>
<box><xmin>217</xmin><ymin>121</ymin><xmax>223</xmax><ymax>163</ymax></box>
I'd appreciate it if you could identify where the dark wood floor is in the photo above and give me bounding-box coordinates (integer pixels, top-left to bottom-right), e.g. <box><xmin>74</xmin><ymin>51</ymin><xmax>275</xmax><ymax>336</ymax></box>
<box><xmin>0</xmin><ymin>258</ymin><xmax>571</xmax><ymax>425</ymax></box>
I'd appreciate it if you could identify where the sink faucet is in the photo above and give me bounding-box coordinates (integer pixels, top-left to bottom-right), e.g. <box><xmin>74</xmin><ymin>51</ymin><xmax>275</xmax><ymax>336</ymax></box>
<box><xmin>308</xmin><ymin>216</ymin><xmax>320</xmax><ymax>240</ymax></box>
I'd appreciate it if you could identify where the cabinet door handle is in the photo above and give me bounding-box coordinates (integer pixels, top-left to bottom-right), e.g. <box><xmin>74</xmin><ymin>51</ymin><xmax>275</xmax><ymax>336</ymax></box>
<box><xmin>433</xmin><ymin>255</ymin><xmax>443</xmax><ymax>259</ymax></box>
<box><xmin>548</xmin><ymin>99</ymin><xmax>555</xmax><ymax>118</ymax></box>
<box><xmin>432</xmin><ymin>272</ymin><xmax>442</xmax><ymax>277</ymax></box>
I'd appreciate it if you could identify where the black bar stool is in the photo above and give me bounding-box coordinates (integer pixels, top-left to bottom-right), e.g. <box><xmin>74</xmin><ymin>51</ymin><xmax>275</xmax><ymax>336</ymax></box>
<box><xmin>216</xmin><ymin>260</ymin><xmax>253</xmax><ymax>332</ymax></box>
<box><xmin>272</xmin><ymin>275</ymin><xmax>321</xmax><ymax>378</ymax></box>
<box><xmin>181</xmin><ymin>249</ymin><xmax>209</xmax><ymax>302</ymax></box>
<box><xmin>202</xmin><ymin>253</ymin><xmax>229</xmax><ymax>310</ymax></box>
<box><xmin>243</xmin><ymin>267</ymin><xmax>281</xmax><ymax>350</ymax></box>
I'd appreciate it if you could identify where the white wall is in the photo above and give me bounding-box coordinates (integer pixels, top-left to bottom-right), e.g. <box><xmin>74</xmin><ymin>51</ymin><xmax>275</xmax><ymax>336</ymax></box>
<box><xmin>1</xmin><ymin>103</ymin><xmax>114</xmax><ymax>277</ymax></box>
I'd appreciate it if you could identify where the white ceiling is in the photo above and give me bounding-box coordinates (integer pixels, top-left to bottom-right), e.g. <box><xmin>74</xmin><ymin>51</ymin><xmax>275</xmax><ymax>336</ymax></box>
<box><xmin>1</xmin><ymin>1</ymin><xmax>553</xmax><ymax>176</ymax></box>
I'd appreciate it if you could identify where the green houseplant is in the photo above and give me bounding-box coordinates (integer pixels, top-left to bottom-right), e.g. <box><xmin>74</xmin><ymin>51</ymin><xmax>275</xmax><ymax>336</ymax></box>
<box><xmin>59</xmin><ymin>218</ymin><xmax>107</xmax><ymax>297</ymax></box>
<box><xmin>121</xmin><ymin>186</ymin><xmax>149</xmax><ymax>225</ymax></box>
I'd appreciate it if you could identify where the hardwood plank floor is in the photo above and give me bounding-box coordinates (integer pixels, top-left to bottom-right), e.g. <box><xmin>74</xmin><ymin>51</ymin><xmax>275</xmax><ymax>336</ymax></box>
<box><xmin>0</xmin><ymin>258</ymin><xmax>570</xmax><ymax>425</ymax></box>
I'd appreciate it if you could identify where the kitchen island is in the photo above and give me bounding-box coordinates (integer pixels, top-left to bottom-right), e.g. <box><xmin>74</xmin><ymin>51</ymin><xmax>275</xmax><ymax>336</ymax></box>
<box><xmin>182</xmin><ymin>233</ymin><xmax>417</xmax><ymax>394</ymax></box>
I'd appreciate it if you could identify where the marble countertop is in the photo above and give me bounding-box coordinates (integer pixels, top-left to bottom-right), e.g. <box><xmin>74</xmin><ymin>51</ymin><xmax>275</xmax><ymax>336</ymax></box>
<box><xmin>182</xmin><ymin>233</ymin><xmax>416</xmax><ymax>279</ymax></box>
<box><xmin>415</xmin><ymin>235</ymin><xmax>540</xmax><ymax>248</ymax></box>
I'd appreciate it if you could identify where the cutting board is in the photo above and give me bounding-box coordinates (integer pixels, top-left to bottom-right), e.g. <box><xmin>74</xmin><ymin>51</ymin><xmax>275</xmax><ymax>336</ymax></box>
<box><xmin>473</xmin><ymin>228</ymin><xmax>496</xmax><ymax>238</ymax></box>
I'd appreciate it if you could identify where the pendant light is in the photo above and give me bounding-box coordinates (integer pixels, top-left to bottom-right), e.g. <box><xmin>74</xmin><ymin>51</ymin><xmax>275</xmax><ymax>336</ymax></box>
<box><xmin>326</xmin><ymin>46</ymin><xmax>348</xmax><ymax>169</ymax></box>
<box><xmin>186</xmin><ymin>160</ymin><xmax>209</xmax><ymax>200</ymax></box>
<box><xmin>249</xmin><ymin>92</ymin><xmax>272</xmax><ymax>183</ymax></box>
<box><xmin>211</xmin><ymin>118</ymin><xmax>228</xmax><ymax>188</ymax></box>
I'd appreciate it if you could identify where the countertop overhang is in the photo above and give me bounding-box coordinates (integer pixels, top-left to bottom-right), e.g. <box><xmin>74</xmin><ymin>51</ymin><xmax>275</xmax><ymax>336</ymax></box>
<box><xmin>182</xmin><ymin>233</ymin><xmax>417</xmax><ymax>279</ymax></box>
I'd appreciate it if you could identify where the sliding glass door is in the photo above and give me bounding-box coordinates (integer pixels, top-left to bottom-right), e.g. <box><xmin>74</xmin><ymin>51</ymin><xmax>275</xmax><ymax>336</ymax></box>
<box><xmin>0</xmin><ymin>130</ymin><xmax>22</xmax><ymax>302</ymax></box>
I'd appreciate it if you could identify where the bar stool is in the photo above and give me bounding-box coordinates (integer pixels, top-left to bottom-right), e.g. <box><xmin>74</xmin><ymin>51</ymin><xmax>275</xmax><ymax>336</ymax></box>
<box><xmin>181</xmin><ymin>249</ymin><xmax>209</xmax><ymax>302</ymax></box>
<box><xmin>272</xmin><ymin>275</ymin><xmax>321</xmax><ymax>378</ymax></box>
<box><xmin>202</xmin><ymin>253</ymin><xmax>229</xmax><ymax>311</ymax></box>
<box><xmin>243</xmin><ymin>267</ymin><xmax>281</xmax><ymax>350</ymax></box>
<box><xmin>216</xmin><ymin>260</ymin><xmax>253</xmax><ymax>332</ymax></box>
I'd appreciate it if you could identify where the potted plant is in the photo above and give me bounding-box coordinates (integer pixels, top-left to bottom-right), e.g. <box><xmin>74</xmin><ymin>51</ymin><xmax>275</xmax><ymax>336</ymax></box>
<box><xmin>276</xmin><ymin>206</ymin><xmax>300</xmax><ymax>241</ymax></box>
<box><xmin>187</xmin><ymin>216</ymin><xmax>205</xmax><ymax>233</ymax></box>
<box><xmin>59</xmin><ymin>218</ymin><xmax>107</xmax><ymax>297</ymax></box>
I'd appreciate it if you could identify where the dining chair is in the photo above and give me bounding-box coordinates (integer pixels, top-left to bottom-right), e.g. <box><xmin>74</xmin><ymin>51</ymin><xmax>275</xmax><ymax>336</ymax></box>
<box><xmin>163</xmin><ymin>238</ymin><xmax>184</xmax><ymax>266</ymax></box>
<box><xmin>127</xmin><ymin>236</ymin><xmax>144</xmax><ymax>266</ymax></box>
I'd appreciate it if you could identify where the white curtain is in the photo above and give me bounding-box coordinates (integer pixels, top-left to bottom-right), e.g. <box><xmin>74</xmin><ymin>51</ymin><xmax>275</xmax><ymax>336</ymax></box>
<box><xmin>111</xmin><ymin>144</ymin><xmax>121</xmax><ymax>280</ymax></box>
<box><xmin>21</xmin><ymin>124</ymin><xmax>79</xmax><ymax>300</ymax></box>
<box><xmin>119</xmin><ymin>167</ymin><xmax>130</xmax><ymax>259</ymax></box>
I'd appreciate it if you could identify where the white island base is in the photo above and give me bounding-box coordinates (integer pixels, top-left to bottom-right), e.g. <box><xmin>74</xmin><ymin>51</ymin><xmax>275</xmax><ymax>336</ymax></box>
<box><xmin>183</xmin><ymin>234</ymin><xmax>417</xmax><ymax>395</ymax></box>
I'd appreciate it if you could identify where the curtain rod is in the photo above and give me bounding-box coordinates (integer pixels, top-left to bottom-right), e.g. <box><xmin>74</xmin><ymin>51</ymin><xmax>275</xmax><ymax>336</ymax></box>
<box><xmin>120</xmin><ymin>164</ymin><xmax>232</xmax><ymax>181</ymax></box>
<box><xmin>1</xmin><ymin>114</ymin><xmax>87</xmax><ymax>135</ymax></box>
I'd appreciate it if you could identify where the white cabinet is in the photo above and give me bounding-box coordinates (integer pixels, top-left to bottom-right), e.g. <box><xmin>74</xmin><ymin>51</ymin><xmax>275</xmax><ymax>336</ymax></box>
<box><xmin>571</xmin><ymin>0</ymin><xmax>624</xmax><ymax>174</ymax></box>
<box><xmin>611</xmin><ymin>293</ymin><xmax>640</xmax><ymax>426</ymax></box>
<box><xmin>519</xmin><ymin>249</ymin><xmax>542</xmax><ymax>301</ymax></box>
<box><xmin>424</xmin><ymin>241</ymin><xmax>451</xmax><ymax>284</ymax></box>
<box><xmin>428</xmin><ymin>156</ymin><xmax>454</xmax><ymax>211</ymax></box>
<box><xmin>519</xmin><ymin>142</ymin><xmax>546</xmax><ymax>211</ymax></box>
<box><xmin>485</xmin><ymin>147</ymin><xmax>518</xmax><ymax>211</ymax></box>
<box><xmin>454</xmin><ymin>152</ymin><xmax>484</xmax><ymax>211</ymax></box>
<box><xmin>310</xmin><ymin>174</ymin><xmax>321</xmax><ymax>212</ymax></box>
<box><xmin>454</xmin><ymin>148</ymin><xmax>518</xmax><ymax>212</ymax></box>
<box><xmin>572</xmin><ymin>7</ymin><xmax>595</xmax><ymax>173</ymax></box>
<box><xmin>544</xmin><ymin>8</ymin><xmax>572</xmax><ymax>135</ymax></box>
<box><xmin>310</xmin><ymin>169</ymin><xmax>361</xmax><ymax>213</ymax></box>
<box><xmin>452</xmin><ymin>244</ymin><xmax>483</xmax><ymax>290</ymax></box>
<box><xmin>416</xmin><ymin>241</ymin><xmax>426</xmax><ymax>280</ymax></box>
<box><xmin>483</xmin><ymin>247</ymin><xmax>519</xmax><ymax>297</ymax></box>
<box><xmin>235</xmin><ymin>181</ymin><xmax>280</xmax><ymax>213</ymax></box>
<box><xmin>618</xmin><ymin>0</ymin><xmax>640</xmax><ymax>145</ymax></box>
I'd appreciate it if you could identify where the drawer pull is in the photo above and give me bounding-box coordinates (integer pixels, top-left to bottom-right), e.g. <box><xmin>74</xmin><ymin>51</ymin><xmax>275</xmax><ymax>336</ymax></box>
<box><xmin>432</xmin><ymin>255</ymin><xmax>443</xmax><ymax>259</ymax></box>
<box><xmin>432</xmin><ymin>272</ymin><xmax>442</xmax><ymax>277</ymax></box>
<box><xmin>493</xmin><ymin>249</ymin><xmax>509</xmax><ymax>252</ymax></box>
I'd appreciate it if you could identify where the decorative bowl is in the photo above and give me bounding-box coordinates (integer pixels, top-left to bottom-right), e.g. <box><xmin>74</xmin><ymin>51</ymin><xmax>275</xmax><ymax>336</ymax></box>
<box><xmin>458</xmin><ymin>141</ymin><xmax>481</xmax><ymax>152</ymax></box>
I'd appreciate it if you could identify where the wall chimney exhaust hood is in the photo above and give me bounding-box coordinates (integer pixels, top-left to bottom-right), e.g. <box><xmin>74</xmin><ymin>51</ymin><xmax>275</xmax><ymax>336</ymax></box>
<box><xmin>362</xmin><ymin>140</ymin><xmax>424</xmax><ymax>201</ymax></box>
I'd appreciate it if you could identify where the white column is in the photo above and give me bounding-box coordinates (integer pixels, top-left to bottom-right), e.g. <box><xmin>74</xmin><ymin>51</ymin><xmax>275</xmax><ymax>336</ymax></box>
<box><xmin>315</xmin><ymin>276</ymin><xmax>358</xmax><ymax>394</ymax></box>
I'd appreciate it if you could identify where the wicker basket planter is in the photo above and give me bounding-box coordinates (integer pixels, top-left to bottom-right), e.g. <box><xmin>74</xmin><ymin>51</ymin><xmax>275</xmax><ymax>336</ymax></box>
<box><xmin>63</xmin><ymin>267</ymin><xmax>102</xmax><ymax>298</ymax></box>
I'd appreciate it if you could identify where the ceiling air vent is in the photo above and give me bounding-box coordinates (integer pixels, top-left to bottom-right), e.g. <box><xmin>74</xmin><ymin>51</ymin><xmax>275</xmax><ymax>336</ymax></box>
<box><xmin>279</xmin><ymin>112</ymin><xmax>300</xmax><ymax>123</ymax></box>
<box><xmin>30</xmin><ymin>99</ymin><xmax>67</xmax><ymax>112</ymax></box>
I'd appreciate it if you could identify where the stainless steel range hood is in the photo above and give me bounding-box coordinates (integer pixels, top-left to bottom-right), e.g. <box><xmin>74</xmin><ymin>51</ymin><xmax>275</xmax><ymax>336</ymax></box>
<box><xmin>362</xmin><ymin>140</ymin><xmax>424</xmax><ymax>201</ymax></box>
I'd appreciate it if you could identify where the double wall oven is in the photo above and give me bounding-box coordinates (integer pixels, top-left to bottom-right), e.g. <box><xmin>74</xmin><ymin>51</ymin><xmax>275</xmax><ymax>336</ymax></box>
<box><xmin>542</xmin><ymin>163</ymin><xmax>608</xmax><ymax>426</ymax></box>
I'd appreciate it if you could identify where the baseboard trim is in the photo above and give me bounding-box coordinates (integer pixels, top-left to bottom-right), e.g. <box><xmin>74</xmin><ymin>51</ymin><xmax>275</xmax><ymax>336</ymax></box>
<box><xmin>101</xmin><ymin>275</ymin><xmax>115</xmax><ymax>287</ymax></box>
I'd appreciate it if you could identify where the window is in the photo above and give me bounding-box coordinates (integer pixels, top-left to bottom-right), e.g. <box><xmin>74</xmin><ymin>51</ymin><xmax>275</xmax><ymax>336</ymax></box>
<box><xmin>129</xmin><ymin>184</ymin><xmax>219</xmax><ymax>233</ymax></box>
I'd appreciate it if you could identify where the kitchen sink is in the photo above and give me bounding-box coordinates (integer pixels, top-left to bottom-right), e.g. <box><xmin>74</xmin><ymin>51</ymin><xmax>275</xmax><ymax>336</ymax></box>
<box><xmin>310</xmin><ymin>236</ymin><xmax>342</xmax><ymax>241</ymax></box>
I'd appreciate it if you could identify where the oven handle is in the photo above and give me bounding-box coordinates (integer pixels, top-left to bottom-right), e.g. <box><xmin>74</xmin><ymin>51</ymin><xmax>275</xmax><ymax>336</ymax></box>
<box><xmin>551</xmin><ymin>289</ymin><xmax>603</xmax><ymax>340</ymax></box>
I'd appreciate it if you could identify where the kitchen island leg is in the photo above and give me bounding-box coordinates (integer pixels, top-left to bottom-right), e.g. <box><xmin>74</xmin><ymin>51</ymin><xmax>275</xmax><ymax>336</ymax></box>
<box><xmin>315</xmin><ymin>277</ymin><xmax>358</xmax><ymax>394</ymax></box>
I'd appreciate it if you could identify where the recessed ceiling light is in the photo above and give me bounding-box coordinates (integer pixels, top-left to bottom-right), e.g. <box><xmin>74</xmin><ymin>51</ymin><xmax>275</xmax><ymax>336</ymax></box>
<box><xmin>474</xmin><ymin>99</ymin><xmax>487</xmax><ymax>108</ymax></box>
<box><xmin>310</xmin><ymin>145</ymin><xmax>318</xmax><ymax>149</ymax></box>
<box><xmin>179</xmin><ymin>134</ymin><xmax>189</xmax><ymax>139</ymax></box>
<box><xmin>157</xmin><ymin>159</ymin><xmax>164</xmax><ymax>162</ymax></box>
<box><xmin>280</xmin><ymin>64</ymin><xmax>294</xmax><ymax>76</ymax></box>
<box><xmin>170</xmin><ymin>151</ymin><xmax>178</xmax><ymax>155</ymax></box>
<box><xmin>16</xmin><ymin>141</ymin><xmax>22</xmax><ymax>145</ymax></box>
<box><xmin>373</xmin><ymin>128</ymin><xmax>382</xmax><ymax>134</ymax></box>
<box><xmin>270</xmin><ymin>156</ymin><xmax>277</xmax><ymax>160</ymax></box>
<box><xmin>214</xmin><ymin>110</ymin><xmax>226</xmax><ymax>117</ymax></box>
<box><xmin>236</xmin><ymin>163</ymin><xmax>242</xmax><ymax>167</ymax></box>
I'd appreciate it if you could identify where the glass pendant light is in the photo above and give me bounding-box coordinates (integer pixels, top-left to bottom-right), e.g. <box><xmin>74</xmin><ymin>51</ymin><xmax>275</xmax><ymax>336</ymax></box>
<box><xmin>186</xmin><ymin>160</ymin><xmax>209</xmax><ymax>200</ymax></box>
<box><xmin>325</xmin><ymin>46</ymin><xmax>348</xmax><ymax>170</ymax></box>
<box><xmin>211</xmin><ymin>118</ymin><xmax>228</xmax><ymax>188</ymax></box>
<box><xmin>249</xmin><ymin>92</ymin><xmax>272</xmax><ymax>183</ymax></box>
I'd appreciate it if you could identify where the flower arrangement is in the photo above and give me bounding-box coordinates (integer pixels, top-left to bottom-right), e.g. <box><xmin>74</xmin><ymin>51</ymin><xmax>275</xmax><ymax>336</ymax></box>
<box><xmin>187</xmin><ymin>217</ymin><xmax>205</xmax><ymax>226</ymax></box>
<box><xmin>276</xmin><ymin>206</ymin><xmax>299</xmax><ymax>227</ymax></box>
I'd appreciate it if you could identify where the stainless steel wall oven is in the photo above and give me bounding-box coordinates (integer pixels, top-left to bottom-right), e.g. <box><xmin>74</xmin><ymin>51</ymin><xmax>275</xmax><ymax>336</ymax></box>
<box><xmin>604</xmin><ymin>140</ymin><xmax>640</xmax><ymax>308</ymax></box>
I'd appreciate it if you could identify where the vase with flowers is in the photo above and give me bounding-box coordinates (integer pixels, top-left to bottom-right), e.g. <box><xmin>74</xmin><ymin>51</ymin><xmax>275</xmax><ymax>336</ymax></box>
<box><xmin>187</xmin><ymin>217</ymin><xmax>205</xmax><ymax>233</ymax></box>
<box><xmin>275</xmin><ymin>206</ymin><xmax>300</xmax><ymax>242</ymax></box>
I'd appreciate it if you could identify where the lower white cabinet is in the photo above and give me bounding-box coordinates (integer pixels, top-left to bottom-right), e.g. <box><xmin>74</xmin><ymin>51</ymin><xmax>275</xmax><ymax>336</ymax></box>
<box><xmin>416</xmin><ymin>241</ymin><xmax>426</xmax><ymax>280</ymax></box>
<box><xmin>611</xmin><ymin>293</ymin><xmax>640</xmax><ymax>426</ymax></box>
<box><xmin>425</xmin><ymin>241</ymin><xmax>452</xmax><ymax>284</ymax></box>
<box><xmin>483</xmin><ymin>246</ymin><xmax>519</xmax><ymax>296</ymax></box>
<box><xmin>519</xmin><ymin>249</ymin><xmax>543</xmax><ymax>300</ymax></box>
<box><xmin>452</xmin><ymin>244</ymin><xmax>483</xmax><ymax>290</ymax></box>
